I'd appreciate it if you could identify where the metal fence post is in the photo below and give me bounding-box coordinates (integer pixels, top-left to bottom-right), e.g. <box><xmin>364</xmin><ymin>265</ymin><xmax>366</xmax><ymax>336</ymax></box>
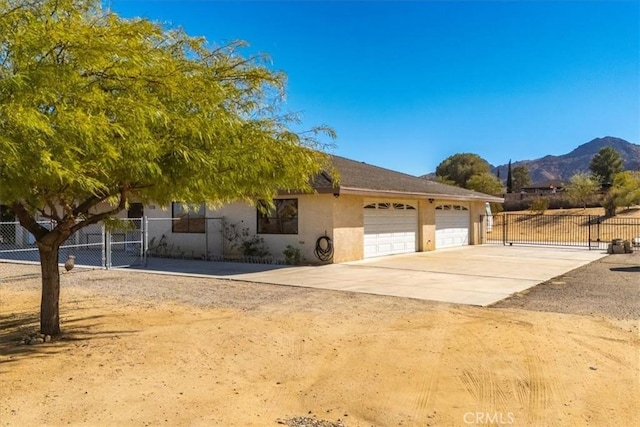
<box><xmin>104</xmin><ymin>224</ymin><xmax>112</xmax><ymax>269</ymax></box>
<box><xmin>143</xmin><ymin>216</ymin><xmax>149</xmax><ymax>264</ymax></box>
<box><xmin>502</xmin><ymin>214</ymin><xmax>507</xmax><ymax>246</ymax></box>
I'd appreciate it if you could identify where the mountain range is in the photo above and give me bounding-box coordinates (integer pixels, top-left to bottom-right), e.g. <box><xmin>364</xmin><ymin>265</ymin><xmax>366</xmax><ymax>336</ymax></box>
<box><xmin>490</xmin><ymin>137</ymin><xmax>640</xmax><ymax>183</ymax></box>
<box><xmin>422</xmin><ymin>137</ymin><xmax>640</xmax><ymax>184</ymax></box>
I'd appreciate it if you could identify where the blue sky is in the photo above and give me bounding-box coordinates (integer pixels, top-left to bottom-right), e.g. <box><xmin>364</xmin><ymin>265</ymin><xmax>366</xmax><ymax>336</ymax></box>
<box><xmin>110</xmin><ymin>0</ymin><xmax>640</xmax><ymax>176</ymax></box>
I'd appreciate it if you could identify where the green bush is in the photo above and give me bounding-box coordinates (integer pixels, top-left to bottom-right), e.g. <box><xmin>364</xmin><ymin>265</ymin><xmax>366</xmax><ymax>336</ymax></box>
<box><xmin>529</xmin><ymin>197</ymin><xmax>549</xmax><ymax>214</ymax></box>
<box><xmin>283</xmin><ymin>245</ymin><xmax>302</xmax><ymax>265</ymax></box>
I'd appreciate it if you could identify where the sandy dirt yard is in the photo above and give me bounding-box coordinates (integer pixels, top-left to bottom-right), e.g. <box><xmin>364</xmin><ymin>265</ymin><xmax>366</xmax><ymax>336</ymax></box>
<box><xmin>1</xmin><ymin>262</ymin><xmax>638</xmax><ymax>427</ymax></box>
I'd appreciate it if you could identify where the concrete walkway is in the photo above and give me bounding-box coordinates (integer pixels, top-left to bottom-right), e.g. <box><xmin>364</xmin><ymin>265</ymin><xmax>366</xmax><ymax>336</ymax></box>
<box><xmin>129</xmin><ymin>245</ymin><xmax>608</xmax><ymax>306</ymax></box>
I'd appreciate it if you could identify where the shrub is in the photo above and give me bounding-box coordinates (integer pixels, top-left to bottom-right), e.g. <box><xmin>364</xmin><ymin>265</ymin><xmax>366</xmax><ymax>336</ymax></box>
<box><xmin>240</xmin><ymin>235</ymin><xmax>270</xmax><ymax>258</ymax></box>
<box><xmin>529</xmin><ymin>197</ymin><xmax>549</xmax><ymax>214</ymax></box>
<box><xmin>283</xmin><ymin>245</ymin><xmax>302</xmax><ymax>265</ymax></box>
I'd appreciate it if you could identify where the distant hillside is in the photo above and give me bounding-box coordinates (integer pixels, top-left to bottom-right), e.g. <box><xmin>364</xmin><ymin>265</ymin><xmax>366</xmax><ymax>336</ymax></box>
<box><xmin>492</xmin><ymin>137</ymin><xmax>640</xmax><ymax>183</ymax></box>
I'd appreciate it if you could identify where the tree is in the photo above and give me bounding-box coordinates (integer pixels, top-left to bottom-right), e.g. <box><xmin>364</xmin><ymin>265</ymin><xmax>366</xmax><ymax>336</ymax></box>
<box><xmin>565</xmin><ymin>173</ymin><xmax>600</xmax><ymax>209</ymax></box>
<box><xmin>602</xmin><ymin>171</ymin><xmax>640</xmax><ymax>216</ymax></box>
<box><xmin>0</xmin><ymin>0</ymin><xmax>334</xmax><ymax>335</ymax></box>
<box><xmin>506</xmin><ymin>160</ymin><xmax>513</xmax><ymax>193</ymax></box>
<box><xmin>511</xmin><ymin>165</ymin><xmax>532</xmax><ymax>192</ymax></box>
<box><xmin>466</xmin><ymin>172</ymin><xmax>504</xmax><ymax>195</ymax></box>
<box><xmin>435</xmin><ymin>153</ymin><xmax>491</xmax><ymax>188</ymax></box>
<box><xmin>589</xmin><ymin>146</ymin><xmax>624</xmax><ymax>184</ymax></box>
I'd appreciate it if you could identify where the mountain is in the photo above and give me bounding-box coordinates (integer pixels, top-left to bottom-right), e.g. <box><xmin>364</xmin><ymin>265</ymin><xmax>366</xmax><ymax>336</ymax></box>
<box><xmin>491</xmin><ymin>137</ymin><xmax>640</xmax><ymax>183</ymax></box>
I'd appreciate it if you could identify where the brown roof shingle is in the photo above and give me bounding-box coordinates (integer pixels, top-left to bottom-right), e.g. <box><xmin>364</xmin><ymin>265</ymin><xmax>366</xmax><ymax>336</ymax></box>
<box><xmin>314</xmin><ymin>155</ymin><xmax>503</xmax><ymax>202</ymax></box>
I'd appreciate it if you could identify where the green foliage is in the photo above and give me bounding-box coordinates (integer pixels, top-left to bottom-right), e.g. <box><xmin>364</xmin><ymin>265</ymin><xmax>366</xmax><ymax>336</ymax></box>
<box><xmin>0</xmin><ymin>0</ymin><xmax>334</xmax><ymax>229</ymax></box>
<box><xmin>435</xmin><ymin>153</ymin><xmax>491</xmax><ymax>188</ymax></box>
<box><xmin>529</xmin><ymin>197</ymin><xmax>549</xmax><ymax>215</ymax></box>
<box><xmin>511</xmin><ymin>165</ymin><xmax>532</xmax><ymax>192</ymax></box>
<box><xmin>239</xmin><ymin>235</ymin><xmax>270</xmax><ymax>258</ymax></box>
<box><xmin>506</xmin><ymin>160</ymin><xmax>513</xmax><ymax>193</ymax></box>
<box><xmin>566</xmin><ymin>173</ymin><xmax>599</xmax><ymax>208</ymax></box>
<box><xmin>489</xmin><ymin>202</ymin><xmax>504</xmax><ymax>214</ymax></box>
<box><xmin>0</xmin><ymin>0</ymin><xmax>333</xmax><ymax>334</ymax></box>
<box><xmin>283</xmin><ymin>245</ymin><xmax>302</xmax><ymax>265</ymax></box>
<box><xmin>589</xmin><ymin>146</ymin><xmax>624</xmax><ymax>184</ymax></box>
<box><xmin>222</xmin><ymin>221</ymin><xmax>270</xmax><ymax>258</ymax></box>
<box><xmin>466</xmin><ymin>172</ymin><xmax>504</xmax><ymax>195</ymax></box>
<box><xmin>602</xmin><ymin>171</ymin><xmax>640</xmax><ymax>216</ymax></box>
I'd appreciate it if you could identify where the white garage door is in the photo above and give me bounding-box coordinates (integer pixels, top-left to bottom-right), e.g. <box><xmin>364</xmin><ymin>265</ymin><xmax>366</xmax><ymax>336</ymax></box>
<box><xmin>364</xmin><ymin>202</ymin><xmax>418</xmax><ymax>258</ymax></box>
<box><xmin>435</xmin><ymin>204</ymin><xmax>470</xmax><ymax>249</ymax></box>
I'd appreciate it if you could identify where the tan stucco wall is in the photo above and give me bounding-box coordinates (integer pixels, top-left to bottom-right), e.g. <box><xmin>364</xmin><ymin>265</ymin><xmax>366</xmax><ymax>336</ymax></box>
<box><xmin>418</xmin><ymin>199</ymin><xmax>436</xmax><ymax>251</ymax></box>
<box><xmin>208</xmin><ymin>196</ymin><xmax>336</xmax><ymax>264</ymax></box>
<box><xmin>468</xmin><ymin>200</ymin><xmax>487</xmax><ymax>245</ymax></box>
<box><xmin>332</xmin><ymin>195</ymin><xmax>364</xmax><ymax>263</ymax></box>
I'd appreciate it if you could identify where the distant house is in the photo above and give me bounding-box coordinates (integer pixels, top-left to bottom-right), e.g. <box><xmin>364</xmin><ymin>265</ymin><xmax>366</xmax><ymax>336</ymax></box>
<box><xmin>143</xmin><ymin>155</ymin><xmax>503</xmax><ymax>263</ymax></box>
<box><xmin>521</xmin><ymin>180</ymin><xmax>565</xmax><ymax>194</ymax></box>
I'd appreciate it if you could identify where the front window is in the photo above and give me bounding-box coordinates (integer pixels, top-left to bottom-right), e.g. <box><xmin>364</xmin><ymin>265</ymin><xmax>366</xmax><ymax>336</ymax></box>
<box><xmin>257</xmin><ymin>199</ymin><xmax>298</xmax><ymax>234</ymax></box>
<box><xmin>172</xmin><ymin>202</ymin><xmax>205</xmax><ymax>233</ymax></box>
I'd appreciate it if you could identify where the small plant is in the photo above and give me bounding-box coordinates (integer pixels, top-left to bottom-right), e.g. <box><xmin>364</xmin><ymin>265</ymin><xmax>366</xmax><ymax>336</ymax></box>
<box><xmin>221</xmin><ymin>220</ymin><xmax>271</xmax><ymax>260</ymax></box>
<box><xmin>529</xmin><ymin>197</ymin><xmax>549</xmax><ymax>215</ymax></box>
<box><xmin>239</xmin><ymin>235</ymin><xmax>270</xmax><ymax>258</ymax></box>
<box><xmin>283</xmin><ymin>245</ymin><xmax>302</xmax><ymax>265</ymax></box>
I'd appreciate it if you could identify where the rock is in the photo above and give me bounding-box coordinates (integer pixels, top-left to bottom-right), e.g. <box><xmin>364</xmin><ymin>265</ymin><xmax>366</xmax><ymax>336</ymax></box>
<box><xmin>44</xmin><ymin>335</ymin><xmax>52</xmax><ymax>343</ymax></box>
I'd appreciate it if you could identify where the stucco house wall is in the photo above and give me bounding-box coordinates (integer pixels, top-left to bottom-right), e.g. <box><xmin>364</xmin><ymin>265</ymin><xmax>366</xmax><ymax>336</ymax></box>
<box><xmin>332</xmin><ymin>194</ymin><xmax>364</xmax><ymax>263</ymax></box>
<box><xmin>132</xmin><ymin>192</ymin><xmax>494</xmax><ymax>264</ymax></box>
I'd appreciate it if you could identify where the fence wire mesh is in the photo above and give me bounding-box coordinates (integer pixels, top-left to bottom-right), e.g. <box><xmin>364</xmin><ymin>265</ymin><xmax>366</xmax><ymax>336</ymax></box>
<box><xmin>0</xmin><ymin>219</ymin><xmax>144</xmax><ymax>268</ymax></box>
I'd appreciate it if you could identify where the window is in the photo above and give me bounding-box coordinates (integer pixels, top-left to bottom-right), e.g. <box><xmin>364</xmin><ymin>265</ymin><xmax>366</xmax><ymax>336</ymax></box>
<box><xmin>257</xmin><ymin>199</ymin><xmax>298</xmax><ymax>234</ymax></box>
<box><xmin>172</xmin><ymin>202</ymin><xmax>205</xmax><ymax>233</ymax></box>
<box><xmin>127</xmin><ymin>203</ymin><xmax>144</xmax><ymax>219</ymax></box>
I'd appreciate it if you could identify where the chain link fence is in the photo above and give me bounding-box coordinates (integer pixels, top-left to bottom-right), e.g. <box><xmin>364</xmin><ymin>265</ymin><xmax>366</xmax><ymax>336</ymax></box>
<box><xmin>0</xmin><ymin>219</ymin><xmax>143</xmax><ymax>268</ymax></box>
<box><xmin>1</xmin><ymin>216</ymin><xmax>296</xmax><ymax>270</ymax></box>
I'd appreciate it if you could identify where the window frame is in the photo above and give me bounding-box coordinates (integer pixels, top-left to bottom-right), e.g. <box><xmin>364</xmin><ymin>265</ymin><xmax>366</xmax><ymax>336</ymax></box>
<box><xmin>257</xmin><ymin>198</ymin><xmax>299</xmax><ymax>235</ymax></box>
<box><xmin>171</xmin><ymin>202</ymin><xmax>206</xmax><ymax>234</ymax></box>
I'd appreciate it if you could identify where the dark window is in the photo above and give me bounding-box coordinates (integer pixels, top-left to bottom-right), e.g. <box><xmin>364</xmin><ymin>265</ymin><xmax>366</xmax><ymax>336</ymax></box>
<box><xmin>257</xmin><ymin>199</ymin><xmax>298</xmax><ymax>234</ymax></box>
<box><xmin>128</xmin><ymin>203</ymin><xmax>144</xmax><ymax>218</ymax></box>
<box><xmin>172</xmin><ymin>202</ymin><xmax>205</xmax><ymax>233</ymax></box>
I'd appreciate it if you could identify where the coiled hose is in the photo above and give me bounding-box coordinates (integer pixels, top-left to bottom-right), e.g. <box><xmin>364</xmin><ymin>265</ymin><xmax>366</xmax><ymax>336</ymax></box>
<box><xmin>314</xmin><ymin>235</ymin><xmax>333</xmax><ymax>262</ymax></box>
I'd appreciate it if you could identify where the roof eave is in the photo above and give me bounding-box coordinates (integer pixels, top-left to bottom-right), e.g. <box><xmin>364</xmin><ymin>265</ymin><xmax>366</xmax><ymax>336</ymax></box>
<box><xmin>339</xmin><ymin>187</ymin><xmax>504</xmax><ymax>203</ymax></box>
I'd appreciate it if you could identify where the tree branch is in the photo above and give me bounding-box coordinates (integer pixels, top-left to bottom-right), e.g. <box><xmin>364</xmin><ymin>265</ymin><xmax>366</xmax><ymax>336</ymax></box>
<box><xmin>69</xmin><ymin>187</ymin><xmax>128</xmax><ymax>234</ymax></box>
<box><xmin>11</xmin><ymin>202</ymin><xmax>49</xmax><ymax>240</ymax></box>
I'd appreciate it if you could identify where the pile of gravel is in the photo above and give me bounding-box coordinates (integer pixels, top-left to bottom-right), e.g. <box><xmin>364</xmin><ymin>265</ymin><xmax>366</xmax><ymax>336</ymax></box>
<box><xmin>277</xmin><ymin>415</ymin><xmax>347</xmax><ymax>427</ymax></box>
<box><xmin>494</xmin><ymin>253</ymin><xmax>640</xmax><ymax>321</ymax></box>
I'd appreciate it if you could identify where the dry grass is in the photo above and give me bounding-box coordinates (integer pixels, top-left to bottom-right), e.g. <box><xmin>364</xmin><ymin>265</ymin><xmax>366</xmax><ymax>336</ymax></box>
<box><xmin>490</xmin><ymin>206</ymin><xmax>640</xmax><ymax>245</ymax></box>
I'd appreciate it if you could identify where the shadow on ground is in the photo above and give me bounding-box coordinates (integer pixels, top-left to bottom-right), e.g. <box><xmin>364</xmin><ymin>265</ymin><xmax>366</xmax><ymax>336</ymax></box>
<box><xmin>610</xmin><ymin>266</ymin><xmax>640</xmax><ymax>273</ymax></box>
<box><xmin>0</xmin><ymin>309</ymin><xmax>138</xmax><ymax>368</ymax></box>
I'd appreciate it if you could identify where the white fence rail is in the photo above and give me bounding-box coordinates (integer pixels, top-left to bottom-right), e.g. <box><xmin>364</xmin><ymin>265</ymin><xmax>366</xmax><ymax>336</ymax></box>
<box><xmin>0</xmin><ymin>219</ymin><xmax>143</xmax><ymax>269</ymax></box>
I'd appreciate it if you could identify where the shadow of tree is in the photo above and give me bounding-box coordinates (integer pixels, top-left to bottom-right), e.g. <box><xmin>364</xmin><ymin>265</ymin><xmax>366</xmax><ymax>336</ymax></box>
<box><xmin>610</xmin><ymin>266</ymin><xmax>640</xmax><ymax>273</ymax></box>
<box><xmin>0</xmin><ymin>309</ymin><xmax>138</xmax><ymax>368</ymax></box>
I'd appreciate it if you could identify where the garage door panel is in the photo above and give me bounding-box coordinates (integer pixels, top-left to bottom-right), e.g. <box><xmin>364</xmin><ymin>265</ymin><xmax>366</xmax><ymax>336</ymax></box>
<box><xmin>435</xmin><ymin>205</ymin><xmax>469</xmax><ymax>249</ymax></box>
<box><xmin>364</xmin><ymin>204</ymin><xmax>417</xmax><ymax>258</ymax></box>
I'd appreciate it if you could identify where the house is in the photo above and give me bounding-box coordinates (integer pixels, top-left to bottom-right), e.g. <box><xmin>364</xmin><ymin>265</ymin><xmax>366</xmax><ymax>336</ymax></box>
<box><xmin>521</xmin><ymin>180</ymin><xmax>565</xmax><ymax>194</ymax></box>
<box><xmin>142</xmin><ymin>155</ymin><xmax>503</xmax><ymax>263</ymax></box>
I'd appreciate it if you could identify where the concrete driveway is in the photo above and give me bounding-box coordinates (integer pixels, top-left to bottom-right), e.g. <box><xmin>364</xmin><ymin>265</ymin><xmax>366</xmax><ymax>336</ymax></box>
<box><xmin>133</xmin><ymin>245</ymin><xmax>608</xmax><ymax>306</ymax></box>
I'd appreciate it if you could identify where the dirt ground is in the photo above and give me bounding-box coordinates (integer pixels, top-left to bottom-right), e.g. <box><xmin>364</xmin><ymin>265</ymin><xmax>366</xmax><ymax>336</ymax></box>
<box><xmin>1</xmin><ymin>260</ymin><xmax>639</xmax><ymax>427</ymax></box>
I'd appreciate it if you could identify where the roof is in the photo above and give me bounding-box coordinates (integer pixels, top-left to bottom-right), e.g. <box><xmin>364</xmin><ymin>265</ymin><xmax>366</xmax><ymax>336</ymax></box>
<box><xmin>310</xmin><ymin>155</ymin><xmax>504</xmax><ymax>203</ymax></box>
<box><xmin>522</xmin><ymin>180</ymin><xmax>566</xmax><ymax>189</ymax></box>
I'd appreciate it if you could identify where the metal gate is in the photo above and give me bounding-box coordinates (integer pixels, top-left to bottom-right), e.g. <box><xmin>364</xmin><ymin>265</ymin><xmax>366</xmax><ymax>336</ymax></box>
<box><xmin>482</xmin><ymin>213</ymin><xmax>640</xmax><ymax>250</ymax></box>
<box><xmin>0</xmin><ymin>219</ymin><xmax>144</xmax><ymax>269</ymax></box>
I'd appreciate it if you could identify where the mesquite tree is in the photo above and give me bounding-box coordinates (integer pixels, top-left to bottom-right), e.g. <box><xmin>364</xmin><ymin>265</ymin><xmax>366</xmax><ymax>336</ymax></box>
<box><xmin>0</xmin><ymin>0</ymin><xmax>334</xmax><ymax>335</ymax></box>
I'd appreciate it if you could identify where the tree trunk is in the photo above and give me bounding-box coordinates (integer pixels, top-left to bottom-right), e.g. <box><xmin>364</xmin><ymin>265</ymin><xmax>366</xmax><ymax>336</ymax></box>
<box><xmin>39</xmin><ymin>245</ymin><xmax>61</xmax><ymax>336</ymax></box>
